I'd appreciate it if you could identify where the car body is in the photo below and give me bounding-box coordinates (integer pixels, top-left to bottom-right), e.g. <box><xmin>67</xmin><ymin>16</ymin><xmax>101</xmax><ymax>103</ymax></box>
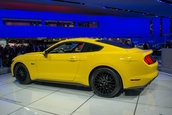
<box><xmin>11</xmin><ymin>38</ymin><xmax>158</xmax><ymax>97</ymax></box>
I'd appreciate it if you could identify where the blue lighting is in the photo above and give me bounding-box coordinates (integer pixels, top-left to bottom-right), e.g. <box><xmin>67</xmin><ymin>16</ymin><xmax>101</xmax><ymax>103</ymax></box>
<box><xmin>0</xmin><ymin>9</ymin><xmax>151</xmax><ymax>38</ymax></box>
<box><xmin>0</xmin><ymin>8</ymin><xmax>171</xmax><ymax>44</ymax></box>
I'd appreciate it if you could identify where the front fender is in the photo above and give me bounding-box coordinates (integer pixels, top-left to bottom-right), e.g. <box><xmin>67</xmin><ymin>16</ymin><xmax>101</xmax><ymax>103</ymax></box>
<box><xmin>11</xmin><ymin>54</ymin><xmax>38</xmax><ymax>80</ymax></box>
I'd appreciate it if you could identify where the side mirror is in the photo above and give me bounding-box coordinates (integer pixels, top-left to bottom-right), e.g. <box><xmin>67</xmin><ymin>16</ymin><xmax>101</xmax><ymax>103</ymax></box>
<box><xmin>43</xmin><ymin>51</ymin><xmax>48</xmax><ymax>57</ymax></box>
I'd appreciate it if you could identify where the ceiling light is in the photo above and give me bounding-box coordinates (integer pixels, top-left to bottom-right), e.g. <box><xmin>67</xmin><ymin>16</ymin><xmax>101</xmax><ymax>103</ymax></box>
<box><xmin>158</xmin><ymin>0</ymin><xmax>172</xmax><ymax>5</ymax></box>
<box><xmin>52</xmin><ymin>0</ymin><xmax>85</xmax><ymax>5</ymax></box>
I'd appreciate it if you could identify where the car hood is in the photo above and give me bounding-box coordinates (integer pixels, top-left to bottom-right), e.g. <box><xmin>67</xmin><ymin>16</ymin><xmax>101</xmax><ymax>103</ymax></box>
<box><xmin>24</xmin><ymin>52</ymin><xmax>43</xmax><ymax>55</ymax></box>
<box><xmin>13</xmin><ymin>52</ymin><xmax>43</xmax><ymax>61</ymax></box>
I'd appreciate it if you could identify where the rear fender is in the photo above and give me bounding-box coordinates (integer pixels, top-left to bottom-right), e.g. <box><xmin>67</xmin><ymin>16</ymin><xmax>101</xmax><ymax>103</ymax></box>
<box><xmin>87</xmin><ymin>63</ymin><xmax>127</xmax><ymax>87</ymax></box>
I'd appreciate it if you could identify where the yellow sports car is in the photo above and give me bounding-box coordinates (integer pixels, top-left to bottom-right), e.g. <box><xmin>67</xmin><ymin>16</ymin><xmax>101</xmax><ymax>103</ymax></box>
<box><xmin>11</xmin><ymin>38</ymin><xmax>158</xmax><ymax>97</ymax></box>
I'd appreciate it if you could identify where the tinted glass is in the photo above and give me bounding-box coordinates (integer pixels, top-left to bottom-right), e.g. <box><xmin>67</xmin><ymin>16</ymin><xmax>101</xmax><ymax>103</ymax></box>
<box><xmin>78</xmin><ymin>21</ymin><xmax>98</xmax><ymax>28</ymax></box>
<box><xmin>45</xmin><ymin>20</ymin><xmax>75</xmax><ymax>27</ymax></box>
<box><xmin>3</xmin><ymin>18</ymin><xmax>42</xmax><ymax>26</ymax></box>
<box><xmin>82</xmin><ymin>43</ymin><xmax>103</xmax><ymax>52</ymax></box>
<box><xmin>48</xmin><ymin>42</ymin><xmax>84</xmax><ymax>53</ymax></box>
<box><xmin>97</xmin><ymin>40</ymin><xmax>132</xmax><ymax>48</ymax></box>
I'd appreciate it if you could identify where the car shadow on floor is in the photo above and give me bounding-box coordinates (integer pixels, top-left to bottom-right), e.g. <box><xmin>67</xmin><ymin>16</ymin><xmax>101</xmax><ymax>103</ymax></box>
<box><xmin>124</xmin><ymin>88</ymin><xmax>144</xmax><ymax>96</ymax></box>
<box><xmin>34</xmin><ymin>81</ymin><xmax>145</xmax><ymax>96</ymax></box>
<box><xmin>33</xmin><ymin>81</ymin><xmax>92</xmax><ymax>91</ymax></box>
<box><xmin>14</xmin><ymin>80</ymin><xmax>144</xmax><ymax>97</ymax></box>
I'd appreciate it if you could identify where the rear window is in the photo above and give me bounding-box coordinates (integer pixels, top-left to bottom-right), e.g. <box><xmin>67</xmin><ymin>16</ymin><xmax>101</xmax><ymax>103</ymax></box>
<box><xmin>97</xmin><ymin>40</ymin><xmax>132</xmax><ymax>48</ymax></box>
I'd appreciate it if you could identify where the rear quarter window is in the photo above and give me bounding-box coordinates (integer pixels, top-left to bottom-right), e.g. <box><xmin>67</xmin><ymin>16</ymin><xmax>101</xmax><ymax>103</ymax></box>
<box><xmin>82</xmin><ymin>43</ymin><xmax>103</xmax><ymax>52</ymax></box>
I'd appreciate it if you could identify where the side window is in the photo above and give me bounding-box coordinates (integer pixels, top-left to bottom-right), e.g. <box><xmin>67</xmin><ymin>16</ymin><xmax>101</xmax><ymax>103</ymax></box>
<box><xmin>82</xmin><ymin>43</ymin><xmax>103</xmax><ymax>52</ymax></box>
<box><xmin>48</xmin><ymin>42</ymin><xmax>84</xmax><ymax>53</ymax></box>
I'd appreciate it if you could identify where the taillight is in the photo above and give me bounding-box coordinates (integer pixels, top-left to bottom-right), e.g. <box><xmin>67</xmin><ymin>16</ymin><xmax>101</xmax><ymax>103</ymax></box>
<box><xmin>144</xmin><ymin>55</ymin><xmax>155</xmax><ymax>65</ymax></box>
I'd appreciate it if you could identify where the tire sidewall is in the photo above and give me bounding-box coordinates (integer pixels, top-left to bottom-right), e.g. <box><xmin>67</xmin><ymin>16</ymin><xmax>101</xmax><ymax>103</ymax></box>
<box><xmin>14</xmin><ymin>63</ymin><xmax>31</xmax><ymax>84</ymax></box>
<box><xmin>91</xmin><ymin>68</ymin><xmax>122</xmax><ymax>97</ymax></box>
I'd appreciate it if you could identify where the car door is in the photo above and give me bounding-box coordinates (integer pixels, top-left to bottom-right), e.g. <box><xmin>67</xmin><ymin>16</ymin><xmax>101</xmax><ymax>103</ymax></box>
<box><xmin>36</xmin><ymin>42</ymin><xmax>84</xmax><ymax>82</ymax></box>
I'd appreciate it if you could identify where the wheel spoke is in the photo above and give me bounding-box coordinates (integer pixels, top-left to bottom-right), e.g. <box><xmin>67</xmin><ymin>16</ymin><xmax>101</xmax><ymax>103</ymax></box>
<box><xmin>94</xmin><ymin>71</ymin><xmax>116</xmax><ymax>95</ymax></box>
<box><xmin>16</xmin><ymin>67</ymin><xmax>26</xmax><ymax>82</ymax></box>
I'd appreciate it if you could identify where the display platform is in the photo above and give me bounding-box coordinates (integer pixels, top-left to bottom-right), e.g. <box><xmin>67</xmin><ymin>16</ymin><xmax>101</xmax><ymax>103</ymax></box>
<box><xmin>0</xmin><ymin>72</ymin><xmax>172</xmax><ymax>115</ymax></box>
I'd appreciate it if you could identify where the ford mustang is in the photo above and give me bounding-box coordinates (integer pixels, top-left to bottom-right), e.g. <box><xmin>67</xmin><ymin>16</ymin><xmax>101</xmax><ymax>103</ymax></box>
<box><xmin>11</xmin><ymin>38</ymin><xmax>158</xmax><ymax>97</ymax></box>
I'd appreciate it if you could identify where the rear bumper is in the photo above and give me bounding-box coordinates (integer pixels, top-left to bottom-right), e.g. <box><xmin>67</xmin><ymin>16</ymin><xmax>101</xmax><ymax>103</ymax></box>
<box><xmin>124</xmin><ymin>70</ymin><xmax>158</xmax><ymax>89</ymax></box>
<box><xmin>126</xmin><ymin>72</ymin><xmax>158</xmax><ymax>89</ymax></box>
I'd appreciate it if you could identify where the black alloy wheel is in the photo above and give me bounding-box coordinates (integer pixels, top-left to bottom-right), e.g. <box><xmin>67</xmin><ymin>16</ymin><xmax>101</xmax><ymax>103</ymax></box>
<box><xmin>91</xmin><ymin>68</ymin><xmax>122</xmax><ymax>97</ymax></box>
<box><xmin>14</xmin><ymin>63</ymin><xmax>32</xmax><ymax>84</ymax></box>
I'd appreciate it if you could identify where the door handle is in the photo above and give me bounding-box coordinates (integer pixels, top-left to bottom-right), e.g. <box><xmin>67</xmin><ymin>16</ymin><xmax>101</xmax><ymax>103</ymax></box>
<box><xmin>69</xmin><ymin>56</ymin><xmax>77</xmax><ymax>62</ymax></box>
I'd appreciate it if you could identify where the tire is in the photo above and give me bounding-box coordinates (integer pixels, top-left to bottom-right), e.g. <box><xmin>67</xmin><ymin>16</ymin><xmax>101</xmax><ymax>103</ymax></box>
<box><xmin>14</xmin><ymin>63</ymin><xmax>32</xmax><ymax>84</ymax></box>
<box><xmin>90</xmin><ymin>67</ymin><xmax>122</xmax><ymax>97</ymax></box>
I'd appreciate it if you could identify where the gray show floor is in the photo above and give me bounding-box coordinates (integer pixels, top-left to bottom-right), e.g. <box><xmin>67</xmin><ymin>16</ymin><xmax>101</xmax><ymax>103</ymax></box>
<box><xmin>0</xmin><ymin>72</ymin><xmax>172</xmax><ymax>115</ymax></box>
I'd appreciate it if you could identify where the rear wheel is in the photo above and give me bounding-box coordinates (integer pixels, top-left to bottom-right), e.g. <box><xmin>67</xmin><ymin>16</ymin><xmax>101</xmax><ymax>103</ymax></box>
<box><xmin>14</xmin><ymin>63</ymin><xmax>32</xmax><ymax>84</ymax></box>
<box><xmin>90</xmin><ymin>67</ymin><xmax>122</xmax><ymax>97</ymax></box>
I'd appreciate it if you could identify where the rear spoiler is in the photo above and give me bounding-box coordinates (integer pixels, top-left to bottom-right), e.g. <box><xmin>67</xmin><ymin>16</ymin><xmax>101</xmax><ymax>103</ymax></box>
<box><xmin>141</xmin><ymin>50</ymin><xmax>153</xmax><ymax>56</ymax></box>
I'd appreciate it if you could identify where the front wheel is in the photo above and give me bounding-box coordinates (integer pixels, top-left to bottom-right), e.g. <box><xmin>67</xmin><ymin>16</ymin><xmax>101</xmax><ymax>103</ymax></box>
<box><xmin>14</xmin><ymin>63</ymin><xmax>32</xmax><ymax>84</ymax></box>
<box><xmin>90</xmin><ymin>68</ymin><xmax>122</xmax><ymax>97</ymax></box>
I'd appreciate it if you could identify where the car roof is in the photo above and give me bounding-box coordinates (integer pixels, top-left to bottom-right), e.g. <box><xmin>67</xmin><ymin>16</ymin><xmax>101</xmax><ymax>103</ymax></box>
<box><xmin>46</xmin><ymin>38</ymin><xmax>103</xmax><ymax>51</ymax></box>
<box><xmin>63</xmin><ymin>38</ymin><xmax>98</xmax><ymax>42</ymax></box>
<box><xmin>47</xmin><ymin>38</ymin><xmax>128</xmax><ymax>52</ymax></box>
